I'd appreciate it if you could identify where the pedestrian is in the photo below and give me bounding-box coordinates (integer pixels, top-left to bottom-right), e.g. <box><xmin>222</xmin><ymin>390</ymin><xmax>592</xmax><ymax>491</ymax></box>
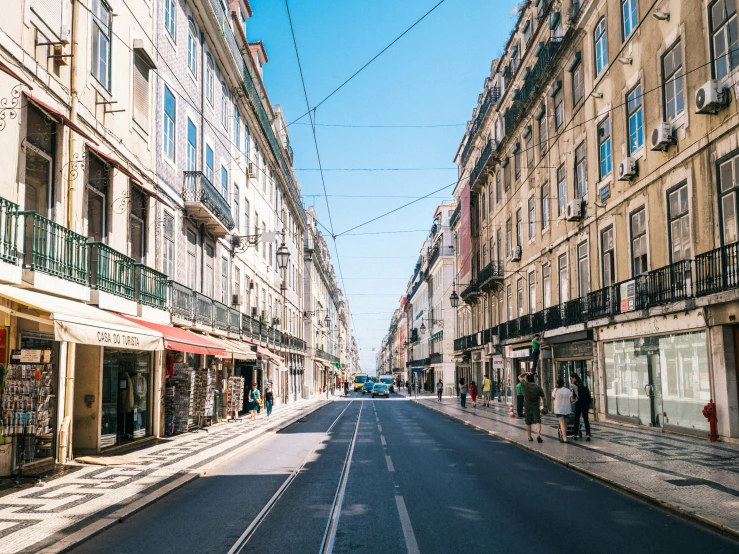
<box><xmin>482</xmin><ymin>374</ymin><xmax>492</xmax><ymax>407</ymax></box>
<box><xmin>570</xmin><ymin>374</ymin><xmax>592</xmax><ymax>441</ymax></box>
<box><xmin>523</xmin><ymin>373</ymin><xmax>547</xmax><ymax>442</ymax></box>
<box><xmin>417</xmin><ymin>379</ymin><xmax>422</xmax><ymax>394</ymax></box>
<box><xmin>436</xmin><ymin>378</ymin><xmax>443</xmax><ymax>401</ymax></box>
<box><xmin>469</xmin><ymin>381</ymin><xmax>478</xmax><ymax>408</ymax></box>
<box><xmin>344</xmin><ymin>381</ymin><xmax>349</xmax><ymax>396</ymax></box>
<box><xmin>264</xmin><ymin>383</ymin><xmax>274</xmax><ymax>417</ymax></box>
<box><xmin>552</xmin><ymin>378</ymin><xmax>573</xmax><ymax>442</ymax></box>
<box><xmin>515</xmin><ymin>374</ymin><xmax>525</xmax><ymax>417</ymax></box>
<box><xmin>459</xmin><ymin>378</ymin><xmax>468</xmax><ymax>408</ymax></box>
<box><xmin>406</xmin><ymin>380</ymin><xmax>411</xmax><ymax>395</ymax></box>
<box><xmin>531</xmin><ymin>334</ymin><xmax>541</xmax><ymax>376</ymax></box>
<box><xmin>248</xmin><ymin>383</ymin><xmax>260</xmax><ymax>421</ymax></box>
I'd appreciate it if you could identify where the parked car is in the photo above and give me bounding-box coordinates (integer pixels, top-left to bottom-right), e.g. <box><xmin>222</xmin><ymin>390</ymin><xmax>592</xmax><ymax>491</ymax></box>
<box><xmin>371</xmin><ymin>383</ymin><xmax>390</xmax><ymax>398</ymax></box>
<box><xmin>362</xmin><ymin>382</ymin><xmax>375</xmax><ymax>395</ymax></box>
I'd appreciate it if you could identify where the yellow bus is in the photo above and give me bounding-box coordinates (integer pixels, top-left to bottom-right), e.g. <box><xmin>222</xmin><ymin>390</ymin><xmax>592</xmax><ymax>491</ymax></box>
<box><xmin>353</xmin><ymin>373</ymin><xmax>368</xmax><ymax>391</ymax></box>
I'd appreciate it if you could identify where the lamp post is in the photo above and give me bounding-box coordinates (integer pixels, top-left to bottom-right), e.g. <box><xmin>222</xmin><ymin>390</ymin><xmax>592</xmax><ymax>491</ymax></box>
<box><xmin>276</xmin><ymin>231</ymin><xmax>290</xmax><ymax>403</ymax></box>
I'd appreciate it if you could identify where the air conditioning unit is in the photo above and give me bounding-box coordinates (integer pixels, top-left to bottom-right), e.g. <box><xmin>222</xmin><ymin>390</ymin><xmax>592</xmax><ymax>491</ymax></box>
<box><xmin>248</xmin><ymin>162</ymin><xmax>256</xmax><ymax>178</ymax></box>
<box><xmin>617</xmin><ymin>157</ymin><xmax>637</xmax><ymax>181</ymax></box>
<box><xmin>232</xmin><ymin>294</ymin><xmax>243</xmax><ymax>306</ymax></box>
<box><xmin>566</xmin><ymin>200</ymin><xmax>583</xmax><ymax>221</ymax></box>
<box><xmin>696</xmin><ymin>79</ymin><xmax>729</xmax><ymax>114</ymax></box>
<box><xmin>490</xmin><ymin>334</ymin><xmax>500</xmax><ymax>346</ymax></box>
<box><xmin>512</xmin><ymin>245</ymin><xmax>522</xmax><ymax>261</ymax></box>
<box><xmin>485</xmin><ymin>343</ymin><xmax>496</xmax><ymax>355</ymax></box>
<box><xmin>251</xmin><ymin>307</ymin><xmax>258</xmax><ymax>317</ymax></box>
<box><xmin>650</xmin><ymin>122</ymin><xmax>674</xmax><ymax>151</ymax></box>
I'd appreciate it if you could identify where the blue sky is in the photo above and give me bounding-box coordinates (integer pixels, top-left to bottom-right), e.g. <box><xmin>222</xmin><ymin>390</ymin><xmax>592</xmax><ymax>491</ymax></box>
<box><xmin>248</xmin><ymin>0</ymin><xmax>519</xmax><ymax>372</ymax></box>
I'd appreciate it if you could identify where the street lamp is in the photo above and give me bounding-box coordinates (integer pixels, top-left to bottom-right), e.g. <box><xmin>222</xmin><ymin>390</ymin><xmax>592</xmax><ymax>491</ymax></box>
<box><xmin>324</xmin><ymin>314</ymin><xmax>331</xmax><ymax>327</ymax></box>
<box><xmin>276</xmin><ymin>241</ymin><xmax>290</xmax><ymax>271</ymax></box>
<box><xmin>450</xmin><ymin>280</ymin><xmax>459</xmax><ymax>308</ymax></box>
<box><xmin>275</xmin><ymin>231</ymin><xmax>290</xmax><ymax>402</ymax></box>
<box><xmin>420</xmin><ymin>322</ymin><xmax>426</xmax><ymax>334</ymax></box>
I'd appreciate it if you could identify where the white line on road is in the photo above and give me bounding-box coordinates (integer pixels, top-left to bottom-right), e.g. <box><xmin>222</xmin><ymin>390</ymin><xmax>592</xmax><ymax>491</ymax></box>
<box><xmin>395</xmin><ymin>496</ymin><xmax>420</xmax><ymax>554</ymax></box>
<box><xmin>380</xmin><ymin>435</ymin><xmax>387</xmax><ymax>446</ymax></box>
<box><xmin>385</xmin><ymin>455</ymin><xmax>395</xmax><ymax>472</ymax></box>
<box><xmin>377</xmin><ymin>424</ymin><xmax>382</xmax><ymax>432</ymax></box>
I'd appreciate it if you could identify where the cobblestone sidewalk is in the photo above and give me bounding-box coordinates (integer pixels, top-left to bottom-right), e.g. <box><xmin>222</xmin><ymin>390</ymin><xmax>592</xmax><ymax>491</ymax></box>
<box><xmin>0</xmin><ymin>397</ymin><xmax>329</xmax><ymax>554</ymax></box>
<box><xmin>415</xmin><ymin>397</ymin><xmax>739</xmax><ymax>537</ymax></box>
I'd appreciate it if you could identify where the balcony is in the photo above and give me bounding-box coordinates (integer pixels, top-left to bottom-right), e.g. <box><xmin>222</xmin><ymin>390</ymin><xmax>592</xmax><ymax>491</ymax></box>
<box><xmin>88</xmin><ymin>242</ymin><xmax>135</xmax><ymax>301</ymax></box>
<box><xmin>649</xmin><ymin>260</ymin><xmax>693</xmax><ymax>306</ymax></box>
<box><xmin>182</xmin><ymin>172</ymin><xmax>235</xmax><ymax>237</ymax></box>
<box><xmin>449</xmin><ymin>203</ymin><xmax>461</xmax><ymax>228</ymax></box>
<box><xmin>460</xmin><ymin>86</ymin><xmax>501</xmax><ymax>166</ymax></box>
<box><xmin>470</xmin><ymin>138</ymin><xmax>496</xmax><ymax>191</ymax></box>
<box><xmin>315</xmin><ymin>347</ymin><xmax>340</xmax><ymax>365</ymax></box>
<box><xmin>169</xmin><ymin>280</ymin><xmax>194</xmax><ymax>322</ymax></box>
<box><xmin>213</xmin><ymin>300</ymin><xmax>229</xmax><ymax>333</ymax></box>
<box><xmin>241</xmin><ymin>313</ymin><xmax>258</xmax><ymax>338</ymax></box>
<box><xmin>477</xmin><ymin>261</ymin><xmax>504</xmax><ymax>290</ymax></box>
<box><xmin>696</xmin><ymin>243</ymin><xmax>738</xmax><ymax>297</ymax></box>
<box><xmin>135</xmin><ymin>264</ymin><xmax>167</xmax><ymax>310</ymax></box>
<box><xmin>195</xmin><ymin>292</ymin><xmax>213</xmax><ymax>327</ymax></box>
<box><xmin>427</xmin><ymin>243</ymin><xmax>442</xmax><ymax>271</ymax></box>
<box><xmin>460</xmin><ymin>281</ymin><xmax>481</xmax><ymax>304</ymax></box>
<box><xmin>229</xmin><ymin>307</ymin><xmax>241</xmax><ymax>337</ymax></box>
<box><xmin>20</xmin><ymin>211</ymin><xmax>87</xmax><ymax>285</ymax></box>
<box><xmin>0</xmin><ymin>197</ymin><xmax>19</xmax><ymax>265</ymax></box>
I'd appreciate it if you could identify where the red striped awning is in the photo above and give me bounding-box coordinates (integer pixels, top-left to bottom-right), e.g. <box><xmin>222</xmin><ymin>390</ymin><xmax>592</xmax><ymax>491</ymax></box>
<box><xmin>117</xmin><ymin>315</ymin><xmax>227</xmax><ymax>356</ymax></box>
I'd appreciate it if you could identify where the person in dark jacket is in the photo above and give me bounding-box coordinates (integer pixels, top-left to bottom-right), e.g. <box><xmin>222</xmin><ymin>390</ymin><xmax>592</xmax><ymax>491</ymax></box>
<box><xmin>264</xmin><ymin>383</ymin><xmax>275</xmax><ymax>417</ymax></box>
<box><xmin>570</xmin><ymin>374</ymin><xmax>591</xmax><ymax>441</ymax></box>
<box><xmin>459</xmin><ymin>378</ymin><xmax>468</xmax><ymax>408</ymax></box>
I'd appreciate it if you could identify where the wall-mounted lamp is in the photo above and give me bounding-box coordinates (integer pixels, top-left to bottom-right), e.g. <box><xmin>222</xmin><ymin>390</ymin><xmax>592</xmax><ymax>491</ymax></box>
<box><xmin>592</xmin><ymin>92</ymin><xmax>603</xmax><ymax>99</ymax></box>
<box><xmin>652</xmin><ymin>11</ymin><xmax>670</xmax><ymax>21</ymax></box>
<box><xmin>618</xmin><ymin>57</ymin><xmax>633</xmax><ymax>65</ymax></box>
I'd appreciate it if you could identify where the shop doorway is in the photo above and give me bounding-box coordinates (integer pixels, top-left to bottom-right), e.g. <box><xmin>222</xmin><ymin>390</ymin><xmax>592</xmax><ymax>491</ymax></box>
<box><xmin>101</xmin><ymin>350</ymin><xmax>151</xmax><ymax>448</ymax></box>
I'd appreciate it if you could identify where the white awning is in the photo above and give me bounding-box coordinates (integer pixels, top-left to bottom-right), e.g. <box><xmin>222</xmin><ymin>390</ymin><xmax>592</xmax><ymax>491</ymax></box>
<box><xmin>0</xmin><ymin>285</ymin><xmax>163</xmax><ymax>351</ymax></box>
<box><xmin>205</xmin><ymin>335</ymin><xmax>257</xmax><ymax>360</ymax></box>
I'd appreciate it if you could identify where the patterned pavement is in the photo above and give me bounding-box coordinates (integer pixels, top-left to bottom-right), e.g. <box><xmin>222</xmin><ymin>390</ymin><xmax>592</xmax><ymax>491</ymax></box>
<box><xmin>0</xmin><ymin>397</ymin><xmax>329</xmax><ymax>554</ymax></box>
<box><xmin>415</xmin><ymin>396</ymin><xmax>739</xmax><ymax>537</ymax></box>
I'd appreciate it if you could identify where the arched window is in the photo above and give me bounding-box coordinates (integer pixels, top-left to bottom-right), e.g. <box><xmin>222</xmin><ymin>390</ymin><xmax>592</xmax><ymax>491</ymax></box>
<box><xmin>187</xmin><ymin>18</ymin><xmax>198</xmax><ymax>75</ymax></box>
<box><xmin>221</xmin><ymin>81</ymin><xmax>229</xmax><ymax>128</ymax></box>
<box><xmin>594</xmin><ymin>17</ymin><xmax>607</xmax><ymax>76</ymax></box>
<box><xmin>205</xmin><ymin>54</ymin><xmax>214</xmax><ymax>105</ymax></box>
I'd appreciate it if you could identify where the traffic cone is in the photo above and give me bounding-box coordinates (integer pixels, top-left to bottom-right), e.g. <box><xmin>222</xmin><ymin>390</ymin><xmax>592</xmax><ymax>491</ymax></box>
<box><xmin>509</xmin><ymin>404</ymin><xmax>516</xmax><ymax>418</ymax></box>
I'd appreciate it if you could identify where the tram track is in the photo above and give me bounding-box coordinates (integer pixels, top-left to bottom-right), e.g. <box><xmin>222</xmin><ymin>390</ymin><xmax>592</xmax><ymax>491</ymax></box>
<box><xmin>227</xmin><ymin>400</ymin><xmax>363</xmax><ymax>554</ymax></box>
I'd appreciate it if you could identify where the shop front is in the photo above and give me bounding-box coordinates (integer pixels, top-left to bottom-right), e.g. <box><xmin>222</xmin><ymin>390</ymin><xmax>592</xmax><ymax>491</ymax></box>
<box><xmin>544</xmin><ymin>331</ymin><xmax>592</xmax><ymax>402</ymax></box>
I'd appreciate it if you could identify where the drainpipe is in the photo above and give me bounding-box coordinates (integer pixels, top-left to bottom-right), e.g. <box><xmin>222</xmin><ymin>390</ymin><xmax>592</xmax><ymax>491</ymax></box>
<box><xmin>59</xmin><ymin>0</ymin><xmax>80</xmax><ymax>466</ymax></box>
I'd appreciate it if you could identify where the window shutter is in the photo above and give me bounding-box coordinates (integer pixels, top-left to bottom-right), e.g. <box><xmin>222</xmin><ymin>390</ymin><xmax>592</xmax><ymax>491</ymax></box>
<box><xmin>31</xmin><ymin>0</ymin><xmax>62</xmax><ymax>38</ymax></box>
<box><xmin>132</xmin><ymin>53</ymin><xmax>150</xmax><ymax>129</ymax></box>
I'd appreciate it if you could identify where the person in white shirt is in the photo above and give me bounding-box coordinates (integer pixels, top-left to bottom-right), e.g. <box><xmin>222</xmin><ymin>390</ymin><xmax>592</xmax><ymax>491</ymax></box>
<box><xmin>552</xmin><ymin>377</ymin><xmax>574</xmax><ymax>443</ymax></box>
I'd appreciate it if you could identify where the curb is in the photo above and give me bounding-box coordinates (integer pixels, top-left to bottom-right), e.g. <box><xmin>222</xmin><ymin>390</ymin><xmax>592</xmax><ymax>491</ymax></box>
<box><xmin>41</xmin><ymin>399</ymin><xmax>333</xmax><ymax>554</ymax></box>
<box><xmin>413</xmin><ymin>400</ymin><xmax>739</xmax><ymax>541</ymax></box>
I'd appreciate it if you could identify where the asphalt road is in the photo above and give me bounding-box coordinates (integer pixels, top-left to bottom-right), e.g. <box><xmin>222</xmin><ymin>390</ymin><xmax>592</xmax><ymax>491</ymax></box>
<box><xmin>71</xmin><ymin>392</ymin><xmax>739</xmax><ymax>554</ymax></box>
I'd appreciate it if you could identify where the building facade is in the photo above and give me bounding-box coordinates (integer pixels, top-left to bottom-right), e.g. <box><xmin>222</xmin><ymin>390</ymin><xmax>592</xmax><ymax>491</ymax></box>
<box><xmin>452</xmin><ymin>0</ymin><xmax>739</xmax><ymax>440</ymax></box>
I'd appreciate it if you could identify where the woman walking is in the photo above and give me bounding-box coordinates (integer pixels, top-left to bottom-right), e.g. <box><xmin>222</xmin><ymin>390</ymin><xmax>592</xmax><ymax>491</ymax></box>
<box><xmin>469</xmin><ymin>381</ymin><xmax>479</xmax><ymax>408</ymax></box>
<box><xmin>552</xmin><ymin>377</ymin><xmax>574</xmax><ymax>442</ymax></box>
<box><xmin>248</xmin><ymin>383</ymin><xmax>260</xmax><ymax>420</ymax></box>
<box><xmin>264</xmin><ymin>383</ymin><xmax>274</xmax><ymax>417</ymax></box>
<box><xmin>459</xmin><ymin>378</ymin><xmax>468</xmax><ymax>408</ymax></box>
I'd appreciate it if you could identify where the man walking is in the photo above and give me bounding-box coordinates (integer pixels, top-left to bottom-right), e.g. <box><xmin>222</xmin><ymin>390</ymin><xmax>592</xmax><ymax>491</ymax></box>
<box><xmin>436</xmin><ymin>378</ymin><xmax>444</xmax><ymax>401</ymax></box>
<box><xmin>531</xmin><ymin>334</ymin><xmax>541</xmax><ymax>376</ymax></box>
<box><xmin>523</xmin><ymin>373</ymin><xmax>547</xmax><ymax>443</ymax></box>
<box><xmin>482</xmin><ymin>374</ymin><xmax>492</xmax><ymax>407</ymax></box>
<box><xmin>570</xmin><ymin>373</ymin><xmax>592</xmax><ymax>441</ymax></box>
<box><xmin>515</xmin><ymin>374</ymin><xmax>525</xmax><ymax>417</ymax></box>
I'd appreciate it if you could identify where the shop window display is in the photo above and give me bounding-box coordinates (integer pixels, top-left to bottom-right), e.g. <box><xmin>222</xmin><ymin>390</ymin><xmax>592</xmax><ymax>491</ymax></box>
<box><xmin>101</xmin><ymin>349</ymin><xmax>151</xmax><ymax>447</ymax></box>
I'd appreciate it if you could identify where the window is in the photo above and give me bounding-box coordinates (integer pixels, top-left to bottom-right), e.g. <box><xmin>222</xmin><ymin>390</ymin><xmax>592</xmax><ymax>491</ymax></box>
<box><xmin>221</xmin><ymin>82</ymin><xmax>229</xmax><ymax>129</ymax></box>
<box><xmin>234</xmin><ymin>267</ymin><xmax>241</xmax><ymax>303</ymax></box>
<box><xmin>514</xmin><ymin>145</ymin><xmax>521</xmax><ymax>179</ymax></box>
<box><xmin>23</xmin><ymin>106</ymin><xmax>55</xmax><ymax>218</ymax></box>
<box><xmin>528</xmin><ymin>270</ymin><xmax>536</xmax><ymax>314</ymax></box>
<box><xmin>554</xmin><ymin>89</ymin><xmax>564</xmax><ymax>129</ymax></box>
<box><xmin>91</xmin><ymin>0</ymin><xmax>112</xmax><ymax>90</ymax></box>
<box><xmin>515</xmin><ymin>208</ymin><xmax>522</xmax><ymax>247</ymax></box>
<box><xmin>244</xmin><ymin>198</ymin><xmax>250</xmax><ymax>234</ymax></box>
<box><xmin>557</xmin><ymin>164</ymin><xmax>566</xmax><ymax>217</ymax></box>
<box><xmin>187</xmin><ymin>18</ymin><xmax>198</xmax><ymax>75</ymax></box>
<box><xmin>541</xmin><ymin>183</ymin><xmax>549</xmax><ymax>230</ymax></box>
<box><xmin>233</xmin><ymin>185</ymin><xmax>240</xmax><ymax>232</ymax></box>
<box><xmin>601</xmin><ymin>226</ymin><xmax>614</xmax><ymax>286</ymax></box>
<box><xmin>572</xmin><ymin>62</ymin><xmax>584</xmax><ymax>105</ymax></box>
<box><xmin>163</xmin><ymin>212</ymin><xmax>175</xmax><ymax>278</ymax></box>
<box><xmin>186</xmin><ymin>228</ymin><xmax>197</xmax><ymax>290</ymax></box>
<box><xmin>542</xmin><ymin>263</ymin><xmax>551</xmax><ymax>308</ymax></box>
<box><xmin>622</xmin><ymin>0</ymin><xmax>638</xmax><ymax>40</ymax></box>
<box><xmin>205</xmin><ymin>54</ymin><xmax>214</xmax><ymax>105</ymax></box>
<box><xmin>517</xmin><ymin>278</ymin><xmax>524</xmax><ymax>317</ymax></box>
<box><xmin>504</xmin><ymin>161</ymin><xmax>511</xmax><ymax>191</ymax></box>
<box><xmin>662</xmin><ymin>40</ymin><xmax>684</xmax><ymax>121</ymax></box>
<box><xmin>204</xmin><ymin>243</ymin><xmax>214</xmax><ymax>297</ymax></box>
<box><xmin>163</xmin><ymin>0</ymin><xmax>175</xmax><ymax>38</ymax></box>
<box><xmin>627</xmin><ymin>84</ymin><xmax>643</xmax><ymax>153</ymax></box>
<box><xmin>496</xmin><ymin>228</ymin><xmax>502</xmax><ymax>262</ymax></box>
<box><xmin>86</xmin><ymin>154</ymin><xmax>108</xmax><ymax>242</ymax></box>
<box><xmin>132</xmin><ymin>51</ymin><xmax>151</xmax><ymax>129</ymax></box>
<box><xmin>575</xmin><ymin>142</ymin><xmax>587</xmax><ymax>198</ymax></box>
<box><xmin>244</xmin><ymin>124</ymin><xmax>250</xmax><ymax>167</ymax></box>
<box><xmin>525</xmin><ymin>131</ymin><xmax>534</xmax><ymax>169</ymax></box>
<box><xmin>488</xmin><ymin>183</ymin><xmax>494</xmax><ymax>213</ymax></box>
<box><xmin>523</xmin><ymin>19</ymin><xmax>532</xmax><ymax>46</ymax></box>
<box><xmin>205</xmin><ymin>145</ymin><xmax>214</xmax><ymax>182</ymax></box>
<box><xmin>163</xmin><ymin>86</ymin><xmax>175</xmax><ymax>161</ymax></box>
<box><xmin>261</xmin><ymin>220</ymin><xmax>266</xmax><ymax>259</ymax></box>
<box><xmin>129</xmin><ymin>186</ymin><xmax>146</xmax><ymax>263</ymax></box>
<box><xmin>187</xmin><ymin>118</ymin><xmax>197</xmax><ymax>171</ymax></box>
<box><xmin>577</xmin><ymin>241</ymin><xmax>590</xmax><ymax>296</ymax></box>
<box><xmin>506</xmin><ymin>218</ymin><xmax>512</xmax><ymax>257</ymax></box>
<box><xmin>507</xmin><ymin>284</ymin><xmax>512</xmax><ymax>321</ymax></box>
<box><xmin>221</xmin><ymin>257</ymin><xmax>229</xmax><ymax>304</ymax></box>
<box><xmin>711</xmin><ymin>0</ymin><xmax>739</xmax><ymax>80</ymax></box>
<box><xmin>234</xmin><ymin>113</ymin><xmax>240</xmax><ymax>150</ymax></box>
<box><xmin>719</xmin><ymin>153</ymin><xmax>739</xmax><ymax>244</ymax></box>
<box><xmin>528</xmin><ymin>196</ymin><xmax>535</xmax><ymax>239</ymax></box>
<box><xmin>598</xmin><ymin>117</ymin><xmax>612</xmax><ymax>179</ymax></box>
<box><xmin>220</xmin><ymin>167</ymin><xmax>228</xmax><ymax>199</ymax></box>
<box><xmin>558</xmin><ymin>253</ymin><xmax>569</xmax><ymax>303</ymax></box>
<box><xmin>496</xmin><ymin>169</ymin><xmax>502</xmax><ymax>201</ymax></box>
<box><xmin>539</xmin><ymin>109</ymin><xmax>548</xmax><ymax>156</ymax></box>
<box><xmin>668</xmin><ymin>184</ymin><xmax>691</xmax><ymax>262</ymax></box>
<box><xmin>594</xmin><ymin>17</ymin><xmax>607</xmax><ymax>76</ymax></box>
<box><xmin>631</xmin><ymin>208</ymin><xmax>648</xmax><ymax>276</ymax></box>
<box><xmin>481</xmin><ymin>187</ymin><xmax>487</xmax><ymax>221</ymax></box>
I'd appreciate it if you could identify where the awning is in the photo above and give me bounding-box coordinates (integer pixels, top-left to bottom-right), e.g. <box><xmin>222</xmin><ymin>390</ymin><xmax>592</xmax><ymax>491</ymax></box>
<box><xmin>86</xmin><ymin>143</ymin><xmax>173</xmax><ymax>209</ymax></box>
<box><xmin>23</xmin><ymin>92</ymin><xmax>98</xmax><ymax>145</ymax></box>
<box><xmin>0</xmin><ymin>285</ymin><xmax>162</xmax><ymax>350</ymax></box>
<box><xmin>206</xmin><ymin>336</ymin><xmax>256</xmax><ymax>360</ymax></box>
<box><xmin>116</xmin><ymin>314</ymin><xmax>227</xmax><ymax>356</ymax></box>
<box><xmin>257</xmin><ymin>346</ymin><xmax>282</xmax><ymax>363</ymax></box>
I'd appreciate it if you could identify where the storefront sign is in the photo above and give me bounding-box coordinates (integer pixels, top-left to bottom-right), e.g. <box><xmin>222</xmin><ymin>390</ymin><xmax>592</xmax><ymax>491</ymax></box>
<box><xmin>492</xmin><ymin>356</ymin><xmax>504</xmax><ymax>370</ymax></box>
<box><xmin>505</xmin><ymin>346</ymin><xmax>531</xmax><ymax>358</ymax></box>
<box><xmin>472</xmin><ymin>351</ymin><xmax>483</xmax><ymax>362</ymax></box>
<box><xmin>54</xmin><ymin>321</ymin><xmax>162</xmax><ymax>351</ymax></box>
<box><xmin>553</xmin><ymin>340</ymin><xmax>594</xmax><ymax>359</ymax></box>
<box><xmin>620</xmin><ymin>280</ymin><xmax>636</xmax><ymax>312</ymax></box>
<box><xmin>19</xmin><ymin>350</ymin><xmax>42</xmax><ymax>363</ymax></box>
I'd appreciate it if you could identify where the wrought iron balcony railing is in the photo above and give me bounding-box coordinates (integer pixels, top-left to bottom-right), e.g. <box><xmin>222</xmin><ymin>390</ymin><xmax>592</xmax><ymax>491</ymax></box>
<box><xmin>88</xmin><ymin>242</ymin><xmax>135</xmax><ymax>300</ymax></box>
<box><xmin>449</xmin><ymin>203</ymin><xmax>461</xmax><ymax>228</ymax></box>
<box><xmin>470</xmin><ymin>138</ymin><xmax>496</xmax><ymax>189</ymax></box>
<box><xmin>0</xmin><ymin>197</ymin><xmax>19</xmax><ymax>264</ymax></box>
<box><xmin>169</xmin><ymin>280</ymin><xmax>194</xmax><ymax>321</ymax></box>
<box><xmin>477</xmin><ymin>261</ymin><xmax>504</xmax><ymax>290</ymax></box>
<box><xmin>696</xmin><ymin>243</ymin><xmax>739</xmax><ymax>296</ymax></box>
<box><xmin>229</xmin><ymin>307</ymin><xmax>241</xmax><ymax>334</ymax></box>
<box><xmin>195</xmin><ymin>291</ymin><xmax>214</xmax><ymax>326</ymax></box>
<box><xmin>213</xmin><ymin>301</ymin><xmax>229</xmax><ymax>332</ymax></box>
<box><xmin>20</xmin><ymin>211</ymin><xmax>87</xmax><ymax>284</ymax></box>
<box><xmin>182</xmin><ymin>172</ymin><xmax>235</xmax><ymax>232</ymax></box>
<box><xmin>135</xmin><ymin>264</ymin><xmax>167</xmax><ymax>309</ymax></box>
